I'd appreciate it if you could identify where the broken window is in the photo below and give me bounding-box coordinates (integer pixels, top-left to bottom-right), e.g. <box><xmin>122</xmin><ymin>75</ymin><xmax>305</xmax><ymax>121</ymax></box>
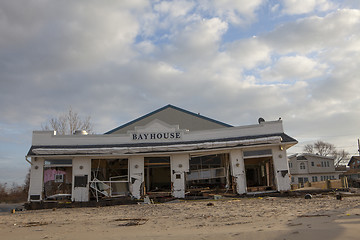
<box><xmin>186</xmin><ymin>154</ymin><xmax>231</xmax><ymax>192</ymax></box>
<box><xmin>90</xmin><ymin>159</ymin><xmax>129</xmax><ymax>200</ymax></box>
<box><xmin>43</xmin><ymin>159</ymin><xmax>72</xmax><ymax>200</ymax></box>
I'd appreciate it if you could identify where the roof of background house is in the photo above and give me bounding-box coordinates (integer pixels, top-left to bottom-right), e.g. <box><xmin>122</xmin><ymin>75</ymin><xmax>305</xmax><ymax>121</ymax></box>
<box><xmin>348</xmin><ymin>156</ymin><xmax>360</xmax><ymax>166</ymax></box>
<box><xmin>289</xmin><ymin>153</ymin><xmax>335</xmax><ymax>160</ymax></box>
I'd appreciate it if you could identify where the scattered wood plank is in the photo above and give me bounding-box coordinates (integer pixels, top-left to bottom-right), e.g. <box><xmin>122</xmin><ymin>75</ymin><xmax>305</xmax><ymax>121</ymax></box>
<box><xmin>298</xmin><ymin>214</ymin><xmax>330</xmax><ymax>218</ymax></box>
<box><xmin>113</xmin><ymin>218</ymin><xmax>148</xmax><ymax>226</ymax></box>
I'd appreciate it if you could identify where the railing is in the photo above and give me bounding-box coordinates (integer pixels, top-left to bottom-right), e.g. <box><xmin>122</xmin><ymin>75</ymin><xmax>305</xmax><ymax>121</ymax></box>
<box><xmin>89</xmin><ymin>175</ymin><xmax>129</xmax><ymax>201</ymax></box>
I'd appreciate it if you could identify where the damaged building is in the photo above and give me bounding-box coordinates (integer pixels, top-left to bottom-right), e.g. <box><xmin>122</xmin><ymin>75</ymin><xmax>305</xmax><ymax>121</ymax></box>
<box><xmin>26</xmin><ymin>105</ymin><xmax>297</xmax><ymax>202</ymax></box>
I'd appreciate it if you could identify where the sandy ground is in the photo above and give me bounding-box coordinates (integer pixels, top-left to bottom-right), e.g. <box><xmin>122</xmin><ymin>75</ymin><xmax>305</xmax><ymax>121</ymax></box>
<box><xmin>1</xmin><ymin>195</ymin><xmax>360</xmax><ymax>240</ymax></box>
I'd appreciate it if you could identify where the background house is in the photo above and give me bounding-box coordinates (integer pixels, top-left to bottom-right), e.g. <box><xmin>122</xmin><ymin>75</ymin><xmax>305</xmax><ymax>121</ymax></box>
<box><xmin>288</xmin><ymin>153</ymin><xmax>341</xmax><ymax>185</ymax></box>
<box><xmin>347</xmin><ymin>156</ymin><xmax>360</xmax><ymax>170</ymax></box>
<box><xmin>343</xmin><ymin>156</ymin><xmax>360</xmax><ymax>187</ymax></box>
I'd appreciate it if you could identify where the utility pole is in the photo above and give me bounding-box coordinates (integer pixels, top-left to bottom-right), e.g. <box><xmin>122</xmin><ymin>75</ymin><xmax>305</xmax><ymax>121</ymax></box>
<box><xmin>358</xmin><ymin>139</ymin><xmax>360</xmax><ymax>156</ymax></box>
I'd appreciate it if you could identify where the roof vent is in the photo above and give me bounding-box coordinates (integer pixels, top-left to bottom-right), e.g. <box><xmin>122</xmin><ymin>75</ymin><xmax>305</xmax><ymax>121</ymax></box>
<box><xmin>258</xmin><ymin>117</ymin><xmax>265</xmax><ymax>124</ymax></box>
<box><xmin>73</xmin><ymin>130</ymin><xmax>88</xmax><ymax>135</ymax></box>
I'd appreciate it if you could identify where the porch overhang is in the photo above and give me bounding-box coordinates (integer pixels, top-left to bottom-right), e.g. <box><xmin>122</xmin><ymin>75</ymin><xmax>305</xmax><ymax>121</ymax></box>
<box><xmin>27</xmin><ymin>133</ymin><xmax>297</xmax><ymax>157</ymax></box>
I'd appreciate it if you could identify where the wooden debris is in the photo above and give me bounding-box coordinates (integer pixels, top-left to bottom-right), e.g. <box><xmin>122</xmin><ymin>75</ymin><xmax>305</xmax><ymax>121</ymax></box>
<box><xmin>23</xmin><ymin>221</ymin><xmax>49</xmax><ymax>227</ymax></box>
<box><xmin>288</xmin><ymin>222</ymin><xmax>303</xmax><ymax>226</ymax></box>
<box><xmin>298</xmin><ymin>214</ymin><xmax>330</xmax><ymax>218</ymax></box>
<box><xmin>113</xmin><ymin>218</ymin><xmax>148</xmax><ymax>226</ymax></box>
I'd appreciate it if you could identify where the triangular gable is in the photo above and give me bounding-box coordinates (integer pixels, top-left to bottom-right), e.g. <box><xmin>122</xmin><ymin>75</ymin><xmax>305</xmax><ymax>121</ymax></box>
<box><xmin>132</xmin><ymin>119</ymin><xmax>180</xmax><ymax>133</ymax></box>
<box><xmin>348</xmin><ymin>156</ymin><xmax>360</xmax><ymax>166</ymax></box>
<box><xmin>105</xmin><ymin>104</ymin><xmax>232</xmax><ymax>134</ymax></box>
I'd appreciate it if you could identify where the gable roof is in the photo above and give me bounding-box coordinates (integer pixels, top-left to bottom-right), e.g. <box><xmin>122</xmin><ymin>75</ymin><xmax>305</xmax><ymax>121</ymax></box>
<box><xmin>105</xmin><ymin>104</ymin><xmax>233</xmax><ymax>134</ymax></box>
<box><xmin>289</xmin><ymin>153</ymin><xmax>335</xmax><ymax>161</ymax></box>
<box><xmin>348</xmin><ymin>156</ymin><xmax>360</xmax><ymax>166</ymax></box>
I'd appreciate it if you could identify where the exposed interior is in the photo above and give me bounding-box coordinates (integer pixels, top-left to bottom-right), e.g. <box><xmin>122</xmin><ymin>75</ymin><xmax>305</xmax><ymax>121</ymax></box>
<box><xmin>144</xmin><ymin>156</ymin><xmax>171</xmax><ymax>193</ymax></box>
<box><xmin>90</xmin><ymin>159</ymin><xmax>129</xmax><ymax>199</ymax></box>
<box><xmin>244</xmin><ymin>156</ymin><xmax>275</xmax><ymax>192</ymax></box>
<box><xmin>43</xmin><ymin>159</ymin><xmax>72</xmax><ymax>200</ymax></box>
<box><xmin>186</xmin><ymin>154</ymin><xmax>231</xmax><ymax>193</ymax></box>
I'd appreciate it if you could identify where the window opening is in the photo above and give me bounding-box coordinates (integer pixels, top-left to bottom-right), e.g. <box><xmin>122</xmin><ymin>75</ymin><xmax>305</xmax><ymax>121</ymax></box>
<box><xmin>186</xmin><ymin>154</ymin><xmax>231</xmax><ymax>193</ymax></box>
<box><xmin>75</xmin><ymin>175</ymin><xmax>88</xmax><ymax>187</ymax></box>
<box><xmin>55</xmin><ymin>174</ymin><xmax>64</xmax><ymax>183</ymax></box>
<box><xmin>300</xmin><ymin>162</ymin><xmax>306</xmax><ymax>169</ymax></box>
<box><xmin>43</xmin><ymin>159</ymin><xmax>72</xmax><ymax>201</ymax></box>
<box><xmin>90</xmin><ymin>159</ymin><xmax>129</xmax><ymax>201</ymax></box>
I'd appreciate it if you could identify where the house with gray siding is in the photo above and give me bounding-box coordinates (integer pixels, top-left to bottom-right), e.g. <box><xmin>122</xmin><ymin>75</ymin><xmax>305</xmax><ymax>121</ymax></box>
<box><xmin>288</xmin><ymin>153</ymin><xmax>341</xmax><ymax>184</ymax></box>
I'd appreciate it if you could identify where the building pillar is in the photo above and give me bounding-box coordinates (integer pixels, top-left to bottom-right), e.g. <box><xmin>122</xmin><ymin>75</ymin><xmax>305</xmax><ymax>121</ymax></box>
<box><xmin>229</xmin><ymin>150</ymin><xmax>247</xmax><ymax>194</ymax></box>
<box><xmin>272</xmin><ymin>146</ymin><xmax>291</xmax><ymax>191</ymax></box>
<box><xmin>28</xmin><ymin>157</ymin><xmax>45</xmax><ymax>202</ymax></box>
<box><xmin>170</xmin><ymin>154</ymin><xmax>189</xmax><ymax>198</ymax></box>
<box><xmin>72</xmin><ymin>157</ymin><xmax>91</xmax><ymax>202</ymax></box>
<box><xmin>128</xmin><ymin>156</ymin><xmax>144</xmax><ymax>199</ymax></box>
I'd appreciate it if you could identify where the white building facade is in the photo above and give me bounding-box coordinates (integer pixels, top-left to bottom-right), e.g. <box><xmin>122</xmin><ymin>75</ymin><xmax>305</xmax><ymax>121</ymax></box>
<box><xmin>288</xmin><ymin>153</ymin><xmax>341</xmax><ymax>184</ymax></box>
<box><xmin>26</xmin><ymin>105</ymin><xmax>297</xmax><ymax>202</ymax></box>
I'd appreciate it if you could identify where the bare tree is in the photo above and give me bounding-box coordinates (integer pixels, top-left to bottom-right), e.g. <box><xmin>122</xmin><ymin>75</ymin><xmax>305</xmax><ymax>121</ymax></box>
<box><xmin>303</xmin><ymin>144</ymin><xmax>314</xmax><ymax>154</ymax></box>
<box><xmin>303</xmin><ymin>140</ymin><xmax>349</xmax><ymax>166</ymax></box>
<box><xmin>42</xmin><ymin>107</ymin><xmax>93</xmax><ymax>135</ymax></box>
<box><xmin>314</xmin><ymin>141</ymin><xmax>335</xmax><ymax>156</ymax></box>
<box><xmin>332</xmin><ymin>149</ymin><xmax>350</xmax><ymax>167</ymax></box>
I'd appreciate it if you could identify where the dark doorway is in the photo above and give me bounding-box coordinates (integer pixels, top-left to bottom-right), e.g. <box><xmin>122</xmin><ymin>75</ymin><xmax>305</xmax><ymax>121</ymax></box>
<box><xmin>244</xmin><ymin>157</ymin><xmax>275</xmax><ymax>192</ymax></box>
<box><xmin>144</xmin><ymin>157</ymin><xmax>171</xmax><ymax>192</ymax></box>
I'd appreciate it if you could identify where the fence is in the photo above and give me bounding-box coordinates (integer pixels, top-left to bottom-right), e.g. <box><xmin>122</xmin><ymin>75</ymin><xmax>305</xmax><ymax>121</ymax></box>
<box><xmin>291</xmin><ymin>177</ymin><xmax>348</xmax><ymax>190</ymax></box>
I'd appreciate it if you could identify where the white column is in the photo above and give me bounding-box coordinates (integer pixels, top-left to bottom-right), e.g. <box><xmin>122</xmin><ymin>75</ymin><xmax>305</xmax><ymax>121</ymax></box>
<box><xmin>72</xmin><ymin>157</ymin><xmax>91</xmax><ymax>202</ymax></box>
<box><xmin>28</xmin><ymin>157</ymin><xmax>45</xmax><ymax>201</ymax></box>
<box><xmin>128</xmin><ymin>156</ymin><xmax>144</xmax><ymax>199</ymax></box>
<box><xmin>229</xmin><ymin>150</ymin><xmax>247</xmax><ymax>194</ymax></box>
<box><xmin>272</xmin><ymin>146</ymin><xmax>291</xmax><ymax>191</ymax></box>
<box><xmin>170</xmin><ymin>154</ymin><xmax>189</xmax><ymax>198</ymax></box>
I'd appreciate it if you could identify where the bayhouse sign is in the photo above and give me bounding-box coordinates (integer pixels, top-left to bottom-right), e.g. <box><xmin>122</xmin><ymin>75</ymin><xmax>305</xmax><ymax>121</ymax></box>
<box><xmin>132</xmin><ymin>132</ymin><xmax>182</xmax><ymax>141</ymax></box>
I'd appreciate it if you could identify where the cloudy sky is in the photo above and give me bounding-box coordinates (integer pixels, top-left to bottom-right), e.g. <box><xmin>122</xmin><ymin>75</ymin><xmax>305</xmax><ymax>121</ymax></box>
<box><xmin>1</xmin><ymin>0</ymin><xmax>360</xmax><ymax>184</ymax></box>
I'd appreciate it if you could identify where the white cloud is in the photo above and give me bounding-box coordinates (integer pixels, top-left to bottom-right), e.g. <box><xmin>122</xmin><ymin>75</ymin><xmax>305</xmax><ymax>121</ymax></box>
<box><xmin>0</xmin><ymin>1</ymin><xmax>144</xmax><ymax>75</ymax></box>
<box><xmin>200</xmin><ymin>0</ymin><xmax>264</xmax><ymax>25</ymax></box>
<box><xmin>226</xmin><ymin>38</ymin><xmax>271</xmax><ymax>69</ymax></box>
<box><xmin>281</xmin><ymin>0</ymin><xmax>336</xmax><ymax>15</ymax></box>
<box><xmin>261</xmin><ymin>55</ymin><xmax>328</xmax><ymax>82</ymax></box>
<box><xmin>161</xmin><ymin>17</ymin><xmax>228</xmax><ymax>65</ymax></box>
<box><xmin>263</xmin><ymin>9</ymin><xmax>360</xmax><ymax>53</ymax></box>
<box><xmin>136</xmin><ymin>40</ymin><xmax>156</xmax><ymax>55</ymax></box>
<box><xmin>154</xmin><ymin>0</ymin><xmax>195</xmax><ymax>18</ymax></box>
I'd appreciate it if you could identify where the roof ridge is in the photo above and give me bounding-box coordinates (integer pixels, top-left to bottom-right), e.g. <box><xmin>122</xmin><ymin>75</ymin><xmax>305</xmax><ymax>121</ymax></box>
<box><xmin>104</xmin><ymin>104</ymin><xmax>232</xmax><ymax>134</ymax></box>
